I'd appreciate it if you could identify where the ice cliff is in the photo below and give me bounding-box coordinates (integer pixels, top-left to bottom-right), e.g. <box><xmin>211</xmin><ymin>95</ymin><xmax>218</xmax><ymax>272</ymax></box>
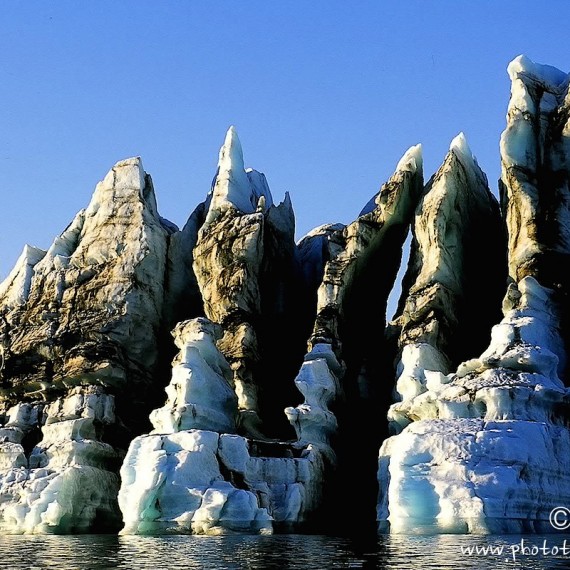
<box><xmin>0</xmin><ymin>56</ymin><xmax>569</xmax><ymax>535</ymax></box>
<box><xmin>378</xmin><ymin>55</ymin><xmax>570</xmax><ymax>534</ymax></box>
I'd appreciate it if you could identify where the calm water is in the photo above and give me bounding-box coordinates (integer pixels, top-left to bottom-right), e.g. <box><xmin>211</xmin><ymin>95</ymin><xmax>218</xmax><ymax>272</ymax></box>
<box><xmin>1</xmin><ymin>533</ymin><xmax>570</xmax><ymax>569</ymax></box>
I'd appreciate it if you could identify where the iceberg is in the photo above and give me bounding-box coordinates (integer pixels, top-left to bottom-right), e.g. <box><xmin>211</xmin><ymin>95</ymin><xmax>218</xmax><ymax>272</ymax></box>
<box><xmin>378</xmin><ymin>56</ymin><xmax>570</xmax><ymax>534</ymax></box>
<box><xmin>0</xmin><ymin>56</ymin><xmax>569</xmax><ymax>536</ymax></box>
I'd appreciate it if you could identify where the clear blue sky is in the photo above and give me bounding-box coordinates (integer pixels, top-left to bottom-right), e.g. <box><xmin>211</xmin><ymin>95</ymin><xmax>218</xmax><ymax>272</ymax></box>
<box><xmin>1</xmin><ymin>1</ymin><xmax>568</xmax><ymax>315</ymax></box>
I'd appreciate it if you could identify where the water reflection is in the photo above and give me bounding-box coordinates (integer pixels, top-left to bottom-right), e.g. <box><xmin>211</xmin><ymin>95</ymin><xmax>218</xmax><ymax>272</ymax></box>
<box><xmin>117</xmin><ymin>535</ymin><xmax>353</xmax><ymax>569</ymax></box>
<box><xmin>1</xmin><ymin>533</ymin><xmax>570</xmax><ymax>569</ymax></box>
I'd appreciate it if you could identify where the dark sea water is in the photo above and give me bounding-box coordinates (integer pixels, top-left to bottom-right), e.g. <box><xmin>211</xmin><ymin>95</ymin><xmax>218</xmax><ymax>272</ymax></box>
<box><xmin>1</xmin><ymin>533</ymin><xmax>570</xmax><ymax>569</ymax></box>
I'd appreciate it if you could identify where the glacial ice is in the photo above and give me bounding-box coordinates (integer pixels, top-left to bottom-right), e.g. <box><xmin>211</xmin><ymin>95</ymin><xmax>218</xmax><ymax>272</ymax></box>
<box><xmin>285</xmin><ymin>344</ymin><xmax>341</xmax><ymax>455</ymax></box>
<box><xmin>508</xmin><ymin>54</ymin><xmax>569</xmax><ymax>91</ymax></box>
<box><xmin>193</xmin><ymin>126</ymin><xmax>304</xmax><ymax>438</ymax></box>
<box><xmin>0</xmin><ymin>245</ymin><xmax>46</xmax><ymax>307</ymax></box>
<box><xmin>118</xmin><ymin>317</ymin><xmax>325</xmax><ymax>535</ymax></box>
<box><xmin>381</xmin><ymin>260</ymin><xmax>568</xmax><ymax>530</ymax></box>
<box><xmin>2</xmin><ymin>55</ymin><xmax>570</xmax><ymax>537</ymax></box>
<box><xmin>387</xmin><ymin>131</ymin><xmax>505</xmax><ymax>434</ymax></box>
<box><xmin>379</xmin><ymin>55</ymin><xmax>570</xmax><ymax>534</ymax></box>
<box><xmin>0</xmin><ymin>387</ymin><xmax>121</xmax><ymax>534</ymax></box>
<box><xmin>296</xmin><ymin>223</ymin><xmax>345</xmax><ymax>294</ymax></box>
<box><xmin>205</xmin><ymin>127</ymin><xmax>273</xmax><ymax>225</ymax></box>
<box><xmin>149</xmin><ymin>319</ymin><xmax>238</xmax><ymax>434</ymax></box>
<box><xmin>359</xmin><ymin>144</ymin><xmax>422</xmax><ymax>216</ymax></box>
<box><xmin>0</xmin><ymin>156</ymin><xmax>176</xmax><ymax>533</ymax></box>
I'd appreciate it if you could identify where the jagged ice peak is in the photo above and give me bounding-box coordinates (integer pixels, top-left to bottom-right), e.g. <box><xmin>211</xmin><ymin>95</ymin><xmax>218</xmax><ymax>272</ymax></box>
<box><xmin>449</xmin><ymin>132</ymin><xmax>472</xmax><ymax>161</ymax></box>
<box><xmin>508</xmin><ymin>54</ymin><xmax>569</xmax><ymax>91</ymax></box>
<box><xmin>205</xmin><ymin>126</ymin><xmax>274</xmax><ymax>225</ymax></box>
<box><xmin>447</xmin><ymin>131</ymin><xmax>489</xmax><ymax>188</ymax></box>
<box><xmin>359</xmin><ymin>144</ymin><xmax>422</xmax><ymax>216</ymax></box>
<box><xmin>218</xmin><ymin>125</ymin><xmax>246</xmax><ymax>177</ymax></box>
<box><xmin>395</xmin><ymin>143</ymin><xmax>423</xmax><ymax>174</ymax></box>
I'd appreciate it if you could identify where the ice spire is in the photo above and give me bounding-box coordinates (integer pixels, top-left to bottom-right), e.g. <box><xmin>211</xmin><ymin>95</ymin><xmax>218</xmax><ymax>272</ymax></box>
<box><xmin>205</xmin><ymin>126</ymin><xmax>273</xmax><ymax>225</ymax></box>
<box><xmin>217</xmin><ymin>126</ymin><xmax>249</xmax><ymax>189</ymax></box>
<box><xmin>360</xmin><ymin>144</ymin><xmax>423</xmax><ymax>216</ymax></box>
<box><xmin>449</xmin><ymin>132</ymin><xmax>472</xmax><ymax>162</ymax></box>
<box><xmin>396</xmin><ymin>143</ymin><xmax>423</xmax><ymax>174</ymax></box>
<box><xmin>448</xmin><ymin>132</ymin><xmax>488</xmax><ymax>188</ymax></box>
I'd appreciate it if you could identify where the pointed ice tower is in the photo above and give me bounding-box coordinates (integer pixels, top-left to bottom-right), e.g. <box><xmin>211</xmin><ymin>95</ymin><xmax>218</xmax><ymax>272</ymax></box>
<box><xmin>194</xmin><ymin>127</ymin><xmax>298</xmax><ymax>438</ymax></box>
<box><xmin>387</xmin><ymin>133</ymin><xmax>505</xmax><ymax>427</ymax></box>
<box><xmin>0</xmin><ymin>156</ymin><xmax>175</xmax><ymax>534</ymax></box>
<box><xmin>204</xmin><ymin>126</ymin><xmax>273</xmax><ymax>225</ymax></box>
<box><xmin>500</xmin><ymin>55</ymin><xmax>570</xmax><ymax>290</ymax></box>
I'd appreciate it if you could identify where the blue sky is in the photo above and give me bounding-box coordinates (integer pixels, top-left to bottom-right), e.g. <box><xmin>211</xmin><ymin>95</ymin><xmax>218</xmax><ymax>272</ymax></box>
<box><xmin>1</xmin><ymin>1</ymin><xmax>568</xmax><ymax>315</ymax></box>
